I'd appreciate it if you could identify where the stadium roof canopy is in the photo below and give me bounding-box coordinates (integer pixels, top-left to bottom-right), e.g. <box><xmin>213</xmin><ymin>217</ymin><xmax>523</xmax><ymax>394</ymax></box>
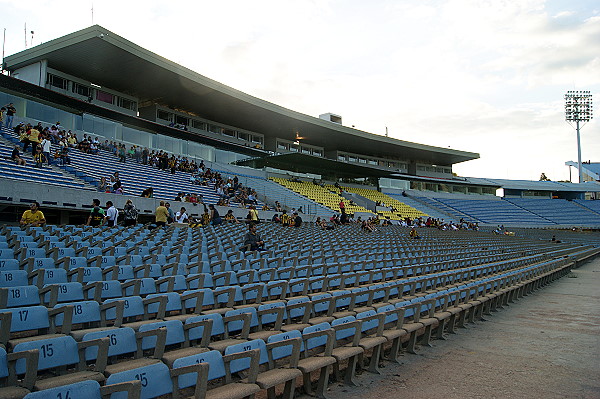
<box><xmin>4</xmin><ymin>25</ymin><xmax>478</xmax><ymax>166</ymax></box>
<box><xmin>473</xmin><ymin>178</ymin><xmax>600</xmax><ymax>192</ymax></box>
<box><xmin>565</xmin><ymin>161</ymin><xmax>600</xmax><ymax>181</ymax></box>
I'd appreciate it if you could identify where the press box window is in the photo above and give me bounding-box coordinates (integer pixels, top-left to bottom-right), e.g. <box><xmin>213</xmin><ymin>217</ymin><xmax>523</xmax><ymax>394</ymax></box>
<box><xmin>72</xmin><ymin>82</ymin><xmax>91</xmax><ymax>97</ymax></box>
<box><xmin>157</xmin><ymin>110</ymin><xmax>172</xmax><ymax>121</ymax></box>
<box><xmin>175</xmin><ymin>115</ymin><xmax>188</xmax><ymax>126</ymax></box>
<box><xmin>118</xmin><ymin>98</ymin><xmax>136</xmax><ymax>111</ymax></box>
<box><xmin>192</xmin><ymin>120</ymin><xmax>206</xmax><ymax>130</ymax></box>
<box><xmin>96</xmin><ymin>90</ymin><xmax>114</xmax><ymax>104</ymax></box>
<box><xmin>47</xmin><ymin>74</ymin><xmax>68</xmax><ymax>90</ymax></box>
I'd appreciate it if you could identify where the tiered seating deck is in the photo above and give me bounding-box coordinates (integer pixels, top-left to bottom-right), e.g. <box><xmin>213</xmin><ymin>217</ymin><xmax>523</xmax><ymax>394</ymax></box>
<box><xmin>0</xmin><ymin>222</ymin><xmax>597</xmax><ymax>398</ymax></box>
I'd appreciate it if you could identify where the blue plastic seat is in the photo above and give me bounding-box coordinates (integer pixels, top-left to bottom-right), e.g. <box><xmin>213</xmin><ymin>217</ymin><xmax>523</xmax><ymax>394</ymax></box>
<box><xmin>0</xmin><ymin>259</ymin><xmax>19</xmax><ymax>271</ymax></box>
<box><xmin>1</xmin><ymin>285</ymin><xmax>41</xmax><ymax>308</ymax></box>
<box><xmin>42</xmin><ymin>282</ymin><xmax>84</xmax><ymax>306</ymax></box>
<box><xmin>106</xmin><ymin>361</ymin><xmax>172</xmax><ymax>399</ymax></box>
<box><xmin>0</xmin><ymin>270</ymin><xmax>29</xmax><ymax>287</ymax></box>
<box><xmin>22</xmin><ymin>380</ymin><xmax>139</xmax><ymax>399</ymax></box>
<box><xmin>0</xmin><ymin>249</ymin><xmax>15</xmax><ymax>260</ymax></box>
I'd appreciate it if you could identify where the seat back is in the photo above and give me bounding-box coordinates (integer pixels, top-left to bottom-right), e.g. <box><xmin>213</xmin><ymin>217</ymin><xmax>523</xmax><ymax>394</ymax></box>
<box><xmin>224</xmin><ymin>339</ymin><xmax>269</xmax><ymax>373</ymax></box>
<box><xmin>172</xmin><ymin>350</ymin><xmax>225</xmax><ymax>388</ymax></box>
<box><xmin>105</xmin><ymin>361</ymin><xmax>172</xmax><ymax>399</ymax></box>
<box><xmin>83</xmin><ymin>327</ymin><xmax>137</xmax><ymax>360</ymax></box>
<box><xmin>185</xmin><ymin>314</ymin><xmax>225</xmax><ymax>340</ymax></box>
<box><xmin>23</xmin><ymin>380</ymin><xmax>103</xmax><ymax>399</ymax></box>
<box><xmin>139</xmin><ymin>320</ymin><xmax>185</xmax><ymax>349</ymax></box>
<box><xmin>4</xmin><ymin>305</ymin><xmax>49</xmax><ymax>333</ymax></box>
<box><xmin>14</xmin><ymin>335</ymin><xmax>79</xmax><ymax>373</ymax></box>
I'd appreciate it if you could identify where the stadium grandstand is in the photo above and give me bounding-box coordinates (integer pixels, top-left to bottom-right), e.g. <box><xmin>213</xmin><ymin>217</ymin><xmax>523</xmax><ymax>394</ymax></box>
<box><xmin>0</xmin><ymin>25</ymin><xmax>599</xmax><ymax>399</ymax></box>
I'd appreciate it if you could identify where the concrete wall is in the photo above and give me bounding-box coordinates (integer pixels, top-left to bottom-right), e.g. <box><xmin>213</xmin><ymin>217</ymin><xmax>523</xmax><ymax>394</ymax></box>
<box><xmin>13</xmin><ymin>61</ymin><xmax>47</xmax><ymax>86</ymax></box>
<box><xmin>0</xmin><ymin>178</ymin><xmax>318</xmax><ymax>223</ymax></box>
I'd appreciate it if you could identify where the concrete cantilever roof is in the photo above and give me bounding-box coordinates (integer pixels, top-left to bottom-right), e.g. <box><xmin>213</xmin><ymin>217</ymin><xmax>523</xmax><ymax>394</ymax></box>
<box><xmin>4</xmin><ymin>25</ymin><xmax>479</xmax><ymax>165</ymax></box>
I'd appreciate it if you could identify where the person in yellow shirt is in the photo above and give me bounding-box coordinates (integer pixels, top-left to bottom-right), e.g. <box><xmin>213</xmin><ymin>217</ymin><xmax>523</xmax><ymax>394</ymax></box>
<box><xmin>155</xmin><ymin>201</ymin><xmax>169</xmax><ymax>228</ymax></box>
<box><xmin>20</xmin><ymin>201</ymin><xmax>46</xmax><ymax>227</ymax></box>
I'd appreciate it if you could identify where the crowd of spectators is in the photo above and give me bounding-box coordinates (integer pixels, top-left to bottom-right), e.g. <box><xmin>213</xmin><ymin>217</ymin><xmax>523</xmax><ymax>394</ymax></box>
<box><xmin>8</xmin><ymin>121</ymin><xmax>101</xmax><ymax>167</ymax></box>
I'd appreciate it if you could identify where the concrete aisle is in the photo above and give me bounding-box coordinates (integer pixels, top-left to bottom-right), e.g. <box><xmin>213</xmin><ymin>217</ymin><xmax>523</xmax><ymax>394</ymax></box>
<box><xmin>317</xmin><ymin>258</ymin><xmax>600</xmax><ymax>399</ymax></box>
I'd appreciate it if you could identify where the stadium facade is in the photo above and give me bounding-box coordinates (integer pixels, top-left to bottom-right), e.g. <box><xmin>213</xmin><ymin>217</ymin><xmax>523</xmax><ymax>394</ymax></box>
<box><xmin>1</xmin><ymin>25</ymin><xmax>599</xmax><ymax>225</ymax></box>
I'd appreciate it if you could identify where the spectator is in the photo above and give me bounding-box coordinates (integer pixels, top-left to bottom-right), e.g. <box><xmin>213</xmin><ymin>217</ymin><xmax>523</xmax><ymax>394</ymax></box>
<box><xmin>243</xmin><ymin>223</ymin><xmax>265</xmax><ymax>251</ymax></box>
<box><xmin>112</xmin><ymin>179</ymin><xmax>122</xmax><ymax>193</ymax></box>
<box><xmin>141</xmin><ymin>187</ymin><xmax>154</xmax><ymax>198</ymax></box>
<box><xmin>224</xmin><ymin>209</ymin><xmax>239</xmax><ymax>223</ymax></box>
<box><xmin>200</xmin><ymin>205</ymin><xmax>210</xmax><ymax>227</ymax></box>
<box><xmin>271</xmin><ymin>213</ymin><xmax>280</xmax><ymax>223</ymax></box>
<box><xmin>20</xmin><ymin>201</ymin><xmax>46</xmax><ymax>227</ymax></box>
<box><xmin>247</xmin><ymin>205</ymin><xmax>259</xmax><ymax>223</ymax></box>
<box><xmin>41</xmin><ymin>135</ymin><xmax>52</xmax><ymax>165</ymax></box>
<box><xmin>26</xmin><ymin>125</ymin><xmax>41</xmax><ymax>155</ymax></box>
<box><xmin>104</xmin><ymin>201</ymin><xmax>118</xmax><ymax>227</ymax></box>
<box><xmin>208</xmin><ymin>204</ymin><xmax>222</xmax><ymax>226</ymax></box>
<box><xmin>0</xmin><ymin>107</ymin><xmax>4</xmax><ymax>125</ymax></box>
<box><xmin>293</xmin><ymin>212</ymin><xmax>302</xmax><ymax>227</ymax></box>
<box><xmin>87</xmin><ymin>199</ymin><xmax>105</xmax><ymax>226</ymax></box>
<box><xmin>98</xmin><ymin>177</ymin><xmax>109</xmax><ymax>192</ymax></box>
<box><xmin>4</xmin><ymin>103</ymin><xmax>16</xmax><ymax>129</ymax></box>
<box><xmin>175</xmin><ymin>207</ymin><xmax>189</xmax><ymax>223</ymax></box>
<box><xmin>123</xmin><ymin>199</ymin><xmax>138</xmax><ymax>227</ymax></box>
<box><xmin>33</xmin><ymin>147</ymin><xmax>46</xmax><ymax>168</ymax></box>
<box><xmin>58</xmin><ymin>146</ymin><xmax>71</xmax><ymax>165</ymax></box>
<box><xmin>165</xmin><ymin>202</ymin><xmax>174</xmax><ymax>224</ymax></box>
<box><xmin>11</xmin><ymin>146</ymin><xmax>26</xmax><ymax>166</ymax></box>
<box><xmin>281</xmin><ymin>210</ymin><xmax>290</xmax><ymax>226</ymax></box>
<box><xmin>409</xmin><ymin>227</ymin><xmax>421</xmax><ymax>239</ymax></box>
<box><xmin>155</xmin><ymin>201</ymin><xmax>169</xmax><ymax>228</ymax></box>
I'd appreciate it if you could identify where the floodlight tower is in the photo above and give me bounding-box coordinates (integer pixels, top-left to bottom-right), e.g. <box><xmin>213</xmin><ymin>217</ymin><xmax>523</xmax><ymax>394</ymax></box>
<box><xmin>564</xmin><ymin>91</ymin><xmax>593</xmax><ymax>183</ymax></box>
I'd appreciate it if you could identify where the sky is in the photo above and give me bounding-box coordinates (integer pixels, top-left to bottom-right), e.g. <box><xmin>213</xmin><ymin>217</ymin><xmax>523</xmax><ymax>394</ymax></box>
<box><xmin>1</xmin><ymin>0</ymin><xmax>599</xmax><ymax>182</ymax></box>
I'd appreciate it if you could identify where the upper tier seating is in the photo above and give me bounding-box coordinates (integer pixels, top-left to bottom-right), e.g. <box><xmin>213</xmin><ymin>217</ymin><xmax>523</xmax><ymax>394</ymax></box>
<box><xmin>341</xmin><ymin>186</ymin><xmax>427</xmax><ymax>220</ymax></box>
<box><xmin>506</xmin><ymin>198</ymin><xmax>600</xmax><ymax>225</ymax></box>
<box><xmin>0</xmin><ymin>130</ymin><xmax>90</xmax><ymax>190</ymax></box>
<box><xmin>271</xmin><ymin>178</ymin><xmax>372</xmax><ymax>215</ymax></box>
<box><xmin>415</xmin><ymin>196</ymin><xmax>556</xmax><ymax>225</ymax></box>
<box><xmin>1</xmin><ymin>125</ymin><xmax>265</xmax><ymax>208</ymax></box>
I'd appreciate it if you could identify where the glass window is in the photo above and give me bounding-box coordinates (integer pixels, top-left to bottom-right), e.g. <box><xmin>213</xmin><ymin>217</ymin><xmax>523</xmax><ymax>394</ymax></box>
<box><xmin>157</xmin><ymin>110</ymin><xmax>171</xmax><ymax>121</ymax></box>
<box><xmin>118</xmin><ymin>97</ymin><xmax>136</xmax><ymax>111</ymax></box>
<box><xmin>238</xmin><ymin>132</ymin><xmax>249</xmax><ymax>141</ymax></box>
<box><xmin>209</xmin><ymin>125</ymin><xmax>223</xmax><ymax>134</ymax></box>
<box><xmin>222</xmin><ymin>128</ymin><xmax>236</xmax><ymax>137</ymax></box>
<box><xmin>348</xmin><ymin>156</ymin><xmax>357</xmax><ymax>163</ymax></box>
<box><xmin>192</xmin><ymin>120</ymin><xmax>206</xmax><ymax>130</ymax></box>
<box><xmin>277</xmin><ymin>142</ymin><xmax>288</xmax><ymax>150</ymax></box>
<box><xmin>47</xmin><ymin>74</ymin><xmax>68</xmax><ymax>90</ymax></box>
<box><xmin>72</xmin><ymin>82</ymin><xmax>91</xmax><ymax>97</ymax></box>
<box><xmin>175</xmin><ymin>115</ymin><xmax>188</xmax><ymax>125</ymax></box>
<box><xmin>96</xmin><ymin>90</ymin><xmax>114</xmax><ymax>104</ymax></box>
<box><xmin>368</xmin><ymin>159</ymin><xmax>377</xmax><ymax>165</ymax></box>
<box><xmin>301</xmin><ymin>148</ymin><xmax>311</xmax><ymax>154</ymax></box>
<box><xmin>338</xmin><ymin>155</ymin><xmax>346</xmax><ymax>161</ymax></box>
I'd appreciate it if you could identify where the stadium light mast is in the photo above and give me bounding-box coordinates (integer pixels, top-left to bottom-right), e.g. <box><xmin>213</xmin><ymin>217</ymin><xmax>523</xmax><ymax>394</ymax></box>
<box><xmin>564</xmin><ymin>91</ymin><xmax>593</xmax><ymax>183</ymax></box>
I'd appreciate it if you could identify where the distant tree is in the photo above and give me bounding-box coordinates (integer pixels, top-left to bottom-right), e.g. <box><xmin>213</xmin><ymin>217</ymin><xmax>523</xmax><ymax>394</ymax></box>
<box><xmin>539</xmin><ymin>173</ymin><xmax>550</xmax><ymax>181</ymax></box>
